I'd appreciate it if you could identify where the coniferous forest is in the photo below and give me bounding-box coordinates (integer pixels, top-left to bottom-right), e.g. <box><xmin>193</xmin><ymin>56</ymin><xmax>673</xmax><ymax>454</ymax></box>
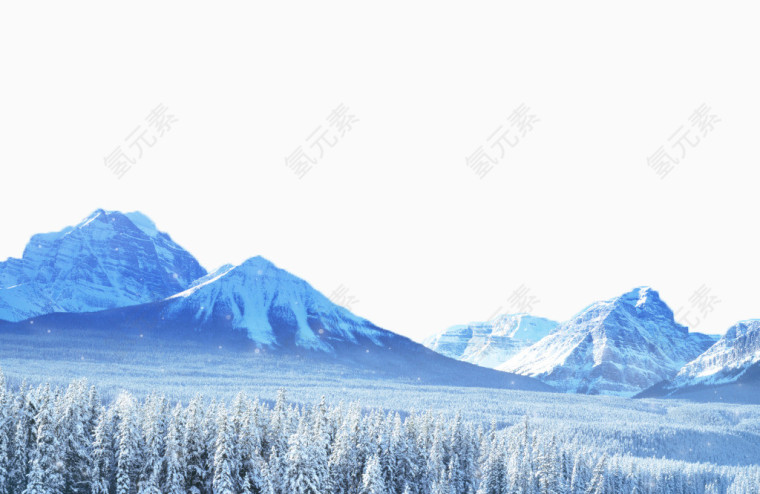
<box><xmin>1</xmin><ymin>373</ymin><xmax>758</xmax><ymax>494</ymax></box>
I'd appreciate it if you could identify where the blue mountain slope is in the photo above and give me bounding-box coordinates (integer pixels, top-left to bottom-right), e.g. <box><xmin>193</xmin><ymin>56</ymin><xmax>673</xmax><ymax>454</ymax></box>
<box><xmin>0</xmin><ymin>256</ymin><xmax>554</xmax><ymax>391</ymax></box>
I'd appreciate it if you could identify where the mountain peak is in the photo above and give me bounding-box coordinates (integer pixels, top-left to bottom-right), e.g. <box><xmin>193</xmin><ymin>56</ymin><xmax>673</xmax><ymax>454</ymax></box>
<box><xmin>162</xmin><ymin>255</ymin><xmax>387</xmax><ymax>352</ymax></box>
<box><xmin>725</xmin><ymin>319</ymin><xmax>760</xmax><ymax>340</ymax></box>
<box><xmin>0</xmin><ymin>210</ymin><xmax>206</xmax><ymax>321</ymax></box>
<box><xmin>617</xmin><ymin>286</ymin><xmax>658</xmax><ymax>307</ymax></box>
<box><xmin>239</xmin><ymin>255</ymin><xmax>277</xmax><ymax>272</ymax></box>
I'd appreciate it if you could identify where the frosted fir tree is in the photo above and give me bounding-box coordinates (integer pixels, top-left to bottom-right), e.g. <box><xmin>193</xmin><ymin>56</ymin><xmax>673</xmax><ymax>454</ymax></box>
<box><xmin>284</xmin><ymin>415</ymin><xmax>328</xmax><ymax>494</ymax></box>
<box><xmin>184</xmin><ymin>394</ymin><xmax>209</xmax><ymax>494</ymax></box>
<box><xmin>0</xmin><ymin>369</ymin><xmax>12</xmax><ymax>494</ymax></box>
<box><xmin>448</xmin><ymin>413</ymin><xmax>476</xmax><ymax>494</ymax></box>
<box><xmin>476</xmin><ymin>445</ymin><xmax>507</xmax><ymax>494</ymax></box>
<box><xmin>389</xmin><ymin>412</ymin><xmax>418</xmax><ymax>493</ymax></box>
<box><xmin>115</xmin><ymin>393</ymin><xmax>142</xmax><ymax>494</ymax></box>
<box><xmin>361</xmin><ymin>454</ymin><xmax>387</xmax><ymax>494</ymax></box>
<box><xmin>426</xmin><ymin>424</ymin><xmax>449</xmax><ymax>490</ymax></box>
<box><xmin>56</xmin><ymin>379</ymin><xmax>94</xmax><ymax>492</ymax></box>
<box><xmin>23</xmin><ymin>384</ymin><xmax>64</xmax><ymax>494</ymax></box>
<box><xmin>139</xmin><ymin>394</ymin><xmax>168</xmax><ymax>493</ymax></box>
<box><xmin>164</xmin><ymin>404</ymin><xmax>186</xmax><ymax>494</ymax></box>
<box><xmin>585</xmin><ymin>454</ymin><xmax>607</xmax><ymax>494</ymax></box>
<box><xmin>10</xmin><ymin>381</ymin><xmax>36</xmax><ymax>492</ymax></box>
<box><xmin>327</xmin><ymin>403</ymin><xmax>363</xmax><ymax>493</ymax></box>
<box><xmin>89</xmin><ymin>407</ymin><xmax>116</xmax><ymax>494</ymax></box>
<box><xmin>212</xmin><ymin>405</ymin><xmax>237</xmax><ymax>494</ymax></box>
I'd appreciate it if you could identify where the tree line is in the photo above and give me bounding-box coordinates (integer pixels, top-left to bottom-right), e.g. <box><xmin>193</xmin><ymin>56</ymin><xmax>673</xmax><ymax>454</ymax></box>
<box><xmin>0</xmin><ymin>372</ymin><xmax>757</xmax><ymax>494</ymax></box>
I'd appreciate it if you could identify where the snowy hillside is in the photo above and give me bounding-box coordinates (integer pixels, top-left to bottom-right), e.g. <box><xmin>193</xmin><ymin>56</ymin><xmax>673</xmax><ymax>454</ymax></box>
<box><xmin>0</xmin><ymin>209</ymin><xmax>206</xmax><ymax>322</ymax></box>
<box><xmin>423</xmin><ymin>314</ymin><xmax>558</xmax><ymax>368</ymax></box>
<box><xmin>499</xmin><ymin>287</ymin><xmax>716</xmax><ymax>396</ymax></box>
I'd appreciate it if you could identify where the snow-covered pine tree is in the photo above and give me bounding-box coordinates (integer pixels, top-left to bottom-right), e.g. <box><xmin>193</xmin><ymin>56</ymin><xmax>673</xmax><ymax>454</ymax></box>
<box><xmin>284</xmin><ymin>414</ymin><xmax>328</xmax><ymax>494</ymax></box>
<box><xmin>476</xmin><ymin>440</ymin><xmax>507</xmax><ymax>494</ymax></box>
<box><xmin>212</xmin><ymin>405</ymin><xmax>237</xmax><ymax>494</ymax></box>
<box><xmin>361</xmin><ymin>454</ymin><xmax>386</xmax><ymax>494</ymax></box>
<box><xmin>24</xmin><ymin>384</ymin><xmax>64</xmax><ymax>494</ymax></box>
<box><xmin>138</xmin><ymin>394</ymin><xmax>168</xmax><ymax>493</ymax></box>
<box><xmin>89</xmin><ymin>406</ymin><xmax>116</xmax><ymax>494</ymax></box>
<box><xmin>164</xmin><ymin>404</ymin><xmax>186</xmax><ymax>494</ymax></box>
<box><xmin>10</xmin><ymin>381</ymin><xmax>35</xmax><ymax>493</ymax></box>
<box><xmin>184</xmin><ymin>394</ymin><xmax>208</xmax><ymax>494</ymax></box>
<box><xmin>0</xmin><ymin>369</ymin><xmax>12</xmax><ymax>494</ymax></box>
<box><xmin>585</xmin><ymin>454</ymin><xmax>607</xmax><ymax>494</ymax></box>
<box><xmin>115</xmin><ymin>393</ymin><xmax>142</xmax><ymax>494</ymax></box>
<box><xmin>57</xmin><ymin>379</ymin><xmax>93</xmax><ymax>493</ymax></box>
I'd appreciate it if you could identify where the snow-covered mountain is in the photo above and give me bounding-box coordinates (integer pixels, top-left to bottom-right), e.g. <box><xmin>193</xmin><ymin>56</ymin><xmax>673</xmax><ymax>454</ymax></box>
<box><xmin>423</xmin><ymin>314</ymin><xmax>558</xmax><ymax>368</ymax></box>
<box><xmin>499</xmin><ymin>287</ymin><xmax>717</xmax><ymax>396</ymax></box>
<box><xmin>161</xmin><ymin>256</ymin><xmax>391</xmax><ymax>352</ymax></box>
<box><xmin>0</xmin><ymin>209</ymin><xmax>206</xmax><ymax>321</ymax></box>
<box><xmin>0</xmin><ymin>255</ymin><xmax>553</xmax><ymax>390</ymax></box>
<box><xmin>638</xmin><ymin>320</ymin><xmax>760</xmax><ymax>402</ymax></box>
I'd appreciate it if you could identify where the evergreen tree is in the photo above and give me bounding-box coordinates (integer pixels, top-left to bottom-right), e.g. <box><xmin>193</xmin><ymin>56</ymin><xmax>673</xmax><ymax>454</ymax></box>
<box><xmin>164</xmin><ymin>404</ymin><xmax>186</xmax><ymax>494</ymax></box>
<box><xmin>213</xmin><ymin>405</ymin><xmax>237</xmax><ymax>494</ymax></box>
<box><xmin>361</xmin><ymin>454</ymin><xmax>386</xmax><ymax>494</ymax></box>
<box><xmin>585</xmin><ymin>455</ymin><xmax>607</xmax><ymax>494</ymax></box>
<box><xmin>115</xmin><ymin>394</ymin><xmax>141</xmax><ymax>494</ymax></box>
<box><xmin>89</xmin><ymin>407</ymin><xmax>115</xmax><ymax>494</ymax></box>
<box><xmin>24</xmin><ymin>384</ymin><xmax>64</xmax><ymax>494</ymax></box>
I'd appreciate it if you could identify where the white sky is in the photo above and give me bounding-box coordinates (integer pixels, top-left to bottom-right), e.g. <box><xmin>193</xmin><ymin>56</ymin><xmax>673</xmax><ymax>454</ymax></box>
<box><xmin>1</xmin><ymin>2</ymin><xmax>758</xmax><ymax>341</ymax></box>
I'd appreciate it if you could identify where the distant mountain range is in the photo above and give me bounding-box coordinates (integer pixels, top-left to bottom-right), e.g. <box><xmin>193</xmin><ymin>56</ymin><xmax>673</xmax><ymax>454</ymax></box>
<box><xmin>0</xmin><ymin>210</ymin><xmax>550</xmax><ymax>391</ymax></box>
<box><xmin>2</xmin><ymin>210</ymin><xmax>757</xmax><ymax>401</ymax></box>
<box><xmin>423</xmin><ymin>314</ymin><xmax>558</xmax><ymax>368</ymax></box>
<box><xmin>424</xmin><ymin>287</ymin><xmax>755</xmax><ymax>399</ymax></box>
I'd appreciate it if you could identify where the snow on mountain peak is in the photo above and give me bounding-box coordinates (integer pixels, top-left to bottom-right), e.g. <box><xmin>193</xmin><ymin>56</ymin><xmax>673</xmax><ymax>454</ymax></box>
<box><xmin>619</xmin><ymin>286</ymin><xmax>654</xmax><ymax>307</ymax></box>
<box><xmin>124</xmin><ymin>211</ymin><xmax>160</xmax><ymax>237</ymax></box>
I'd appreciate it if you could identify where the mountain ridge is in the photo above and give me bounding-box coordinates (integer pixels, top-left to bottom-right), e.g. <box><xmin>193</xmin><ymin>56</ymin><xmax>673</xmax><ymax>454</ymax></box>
<box><xmin>497</xmin><ymin>287</ymin><xmax>716</xmax><ymax>396</ymax></box>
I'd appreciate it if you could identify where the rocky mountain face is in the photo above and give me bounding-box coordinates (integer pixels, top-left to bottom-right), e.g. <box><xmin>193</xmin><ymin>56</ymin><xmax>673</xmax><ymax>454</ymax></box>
<box><xmin>0</xmin><ymin>209</ymin><xmax>206</xmax><ymax>321</ymax></box>
<box><xmin>423</xmin><ymin>314</ymin><xmax>558</xmax><ymax>369</ymax></box>
<box><xmin>498</xmin><ymin>287</ymin><xmax>716</xmax><ymax>396</ymax></box>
